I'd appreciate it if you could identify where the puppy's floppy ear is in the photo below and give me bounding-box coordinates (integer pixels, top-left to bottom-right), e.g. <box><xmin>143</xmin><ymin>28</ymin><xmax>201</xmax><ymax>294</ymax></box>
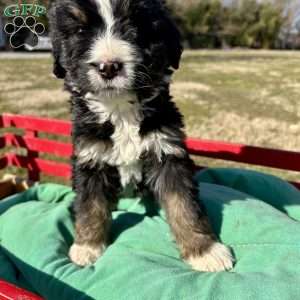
<box><xmin>48</xmin><ymin>3</ymin><xmax>66</xmax><ymax>79</ymax></box>
<box><xmin>155</xmin><ymin>11</ymin><xmax>183</xmax><ymax>70</ymax></box>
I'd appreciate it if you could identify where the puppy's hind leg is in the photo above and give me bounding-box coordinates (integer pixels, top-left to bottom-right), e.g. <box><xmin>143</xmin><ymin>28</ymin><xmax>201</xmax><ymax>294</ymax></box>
<box><xmin>69</xmin><ymin>164</ymin><xmax>119</xmax><ymax>267</ymax></box>
<box><xmin>145</xmin><ymin>154</ymin><xmax>234</xmax><ymax>272</ymax></box>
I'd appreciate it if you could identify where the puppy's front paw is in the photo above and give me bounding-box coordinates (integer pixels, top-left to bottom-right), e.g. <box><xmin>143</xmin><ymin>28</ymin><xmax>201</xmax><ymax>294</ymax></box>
<box><xmin>69</xmin><ymin>243</ymin><xmax>104</xmax><ymax>267</ymax></box>
<box><xmin>186</xmin><ymin>242</ymin><xmax>234</xmax><ymax>272</ymax></box>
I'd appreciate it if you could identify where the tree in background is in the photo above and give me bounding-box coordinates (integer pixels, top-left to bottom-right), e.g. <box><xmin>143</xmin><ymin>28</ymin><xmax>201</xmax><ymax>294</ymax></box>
<box><xmin>182</xmin><ymin>0</ymin><xmax>224</xmax><ymax>48</ymax></box>
<box><xmin>0</xmin><ymin>0</ymin><xmax>296</xmax><ymax>50</ymax></box>
<box><xmin>168</xmin><ymin>0</ymin><xmax>288</xmax><ymax>49</ymax></box>
<box><xmin>229</xmin><ymin>0</ymin><xmax>285</xmax><ymax>48</ymax></box>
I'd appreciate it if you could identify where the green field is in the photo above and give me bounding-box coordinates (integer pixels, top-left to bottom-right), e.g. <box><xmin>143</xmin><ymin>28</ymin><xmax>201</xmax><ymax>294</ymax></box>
<box><xmin>0</xmin><ymin>50</ymin><xmax>299</xmax><ymax>182</ymax></box>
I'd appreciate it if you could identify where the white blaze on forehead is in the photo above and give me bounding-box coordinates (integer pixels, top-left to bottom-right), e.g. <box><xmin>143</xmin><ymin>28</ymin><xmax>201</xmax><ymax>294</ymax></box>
<box><xmin>91</xmin><ymin>0</ymin><xmax>136</xmax><ymax>63</ymax></box>
<box><xmin>87</xmin><ymin>0</ymin><xmax>138</xmax><ymax>89</ymax></box>
<box><xmin>95</xmin><ymin>0</ymin><xmax>114</xmax><ymax>30</ymax></box>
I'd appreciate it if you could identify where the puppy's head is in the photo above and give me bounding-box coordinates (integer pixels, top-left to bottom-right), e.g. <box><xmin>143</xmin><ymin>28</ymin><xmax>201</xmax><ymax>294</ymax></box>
<box><xmin>49</xmin><ymin>0</ymin><xmax>182</xmax><ymax>95</ymax></box>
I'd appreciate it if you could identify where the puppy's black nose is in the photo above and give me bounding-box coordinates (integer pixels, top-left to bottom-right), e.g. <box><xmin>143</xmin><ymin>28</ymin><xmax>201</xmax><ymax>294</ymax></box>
<box><xmin>98</xmin><ymin>61</ymin><xmax>123</xmax><ymax>80</ymax></box>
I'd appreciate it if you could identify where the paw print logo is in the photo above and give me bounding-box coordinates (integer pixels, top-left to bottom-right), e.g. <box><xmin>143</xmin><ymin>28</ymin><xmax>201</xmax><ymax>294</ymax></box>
<box><xmin>4</xmin><ymin>16</ymin><xmax>45</xmax><ymax>49</ymax></box>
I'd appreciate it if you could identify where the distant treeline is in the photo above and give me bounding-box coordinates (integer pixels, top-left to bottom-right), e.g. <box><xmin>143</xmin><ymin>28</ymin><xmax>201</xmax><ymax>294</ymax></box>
<box><xmin>1</xmin><ymin>0</ymin><xmax>299</xmax><ymax>49</ymax></box>
<box><xmin>168</xmin><ymin>0</ymin><xmax>299</xmax><ymax>49</ymax></box>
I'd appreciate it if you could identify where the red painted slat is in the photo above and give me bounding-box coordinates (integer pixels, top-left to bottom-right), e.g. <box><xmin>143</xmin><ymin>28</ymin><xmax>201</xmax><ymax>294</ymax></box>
<box><xmin>5</xmin><ymin>134</ymin><xmax>72</xmax><ymax>158</ymax></box>
<box><xmin>7</xmin><ymin>153</ymin><xmax>71</xmax><ymax>179</ymax></box>
<box><xmin>2</xmin><ymin>113</ymin><xmax>71</xmax><ymax>136</ymax></box>
<box><xmin>1</xmin><ymin>114</ymin><xmax>299</xmax><ymax>186</ymax></box>
<box><xmin>186</xmin><ymin>138</ymin><xmax>300</xmax><ymax>172</ymax></box>
<box><xmin>5</xmin><ymin>131</ymin><xmax>300</xmax><ymax>173</ymax></box>
<box><xmin>0</xmin><ymin>280</ymin><xmax>43</xmax><ymax>300</ymax></box>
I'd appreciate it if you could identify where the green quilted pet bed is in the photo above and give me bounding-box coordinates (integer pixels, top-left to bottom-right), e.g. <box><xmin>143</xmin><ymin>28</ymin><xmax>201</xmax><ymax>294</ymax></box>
<box><xmin>0</xmin><ymin>168</ymin><xmax>300</xmax><ymax>300</ymax></box>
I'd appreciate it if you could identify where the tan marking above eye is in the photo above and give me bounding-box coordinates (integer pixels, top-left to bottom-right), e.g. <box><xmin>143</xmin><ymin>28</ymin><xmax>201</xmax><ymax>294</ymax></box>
<box><xmin>69</xmin><ymin>6</ymin><xmax>88</xmax><ymax>24</ymax></box>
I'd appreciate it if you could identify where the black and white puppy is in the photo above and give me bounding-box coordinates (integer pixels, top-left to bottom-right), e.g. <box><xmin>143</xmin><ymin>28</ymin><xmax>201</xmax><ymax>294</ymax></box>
<box><xmin>48</xmin><ymin>0</ymin><xmax>233</xmax><ymax>272</ymax></box>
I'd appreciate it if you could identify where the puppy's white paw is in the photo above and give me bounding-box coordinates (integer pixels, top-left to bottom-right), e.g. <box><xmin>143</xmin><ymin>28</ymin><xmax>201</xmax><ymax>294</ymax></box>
<box><xmin>186</xmin><ymin>242</ymin><xmax>234</xmax><ymax>272</ymax></box>
<box><xmin>69</xmin><ymin>243</ymin><xmax>104</xmax><ymax>267</ymax></box>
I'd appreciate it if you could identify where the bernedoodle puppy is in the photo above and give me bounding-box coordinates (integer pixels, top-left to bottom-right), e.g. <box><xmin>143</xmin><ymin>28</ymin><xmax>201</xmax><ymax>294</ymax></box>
<box><xmin>48</xmin><ymin>0</ymin><xmax>233</xmax><ymax>272</ymax></box>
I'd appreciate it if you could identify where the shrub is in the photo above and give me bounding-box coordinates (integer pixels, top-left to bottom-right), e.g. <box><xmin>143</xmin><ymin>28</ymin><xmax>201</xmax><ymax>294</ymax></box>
<box><xmin>168</xmin><ymin>0</ymin><xmax>287</xmax><ymax>49</ymax></box>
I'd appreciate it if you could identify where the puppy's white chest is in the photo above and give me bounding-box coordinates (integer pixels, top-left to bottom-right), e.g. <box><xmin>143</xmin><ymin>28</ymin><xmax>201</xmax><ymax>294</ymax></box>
<box><xmin>87</xmin><ymin>93</ymin><xmax>143</xmax><ymax>187</ymax></box>
<box><xmin>110</xmin><ymin>102</ymin><xmax>142</xmax><ymax>165</ymax></box>
<box><xmin>109</xmin><ymin>101</ymin><xmax>143</xmax><ymax>187</ymax></box>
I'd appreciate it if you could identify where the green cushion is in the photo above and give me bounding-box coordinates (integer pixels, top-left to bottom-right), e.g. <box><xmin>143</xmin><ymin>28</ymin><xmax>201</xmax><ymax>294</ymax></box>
<box><xmin>0</xmin><ymin>168</ymin><xmax>300</xmax><ymax>300</ymax></box>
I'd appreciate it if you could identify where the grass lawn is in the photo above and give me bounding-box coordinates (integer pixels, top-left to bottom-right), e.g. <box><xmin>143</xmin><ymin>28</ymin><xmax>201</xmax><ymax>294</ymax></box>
<box><xmin>0</xmin><ymin>50</ymin><xmax>299</xmax><ymax>182</ymax></box>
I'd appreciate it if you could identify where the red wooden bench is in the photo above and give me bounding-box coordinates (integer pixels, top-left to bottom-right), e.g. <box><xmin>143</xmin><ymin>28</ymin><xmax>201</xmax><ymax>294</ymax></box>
<box><xmin>0</xmin><ymin>113</ymin><xmax>299</xmax><ymax>299</ymax></box>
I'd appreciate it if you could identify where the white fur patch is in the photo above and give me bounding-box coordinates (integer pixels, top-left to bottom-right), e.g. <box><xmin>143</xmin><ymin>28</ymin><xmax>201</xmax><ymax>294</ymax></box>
<box><xmin>81</xmin><ymin>92</ymin><xmax>143</xmax><ymax>187</ymax></box>
<box><xmin>95</xmin><ymin>0</ymin><xmax>114</xmax><ymax>29</ymax></box>
<box><xmin>76</xmin><ymin>139</ymin><xmax>108</xmax><ymax>167</ymax></box>
<box><xmin>69</xmin><ymin>243</ymin><xmax>104</xmax><ymax>266</ymax></box>
<box><xmin>186</xmin><ymin>242</ymin><xmax>234</xmax><ymax>272</ymax></box>
<box><xmin>119</xmin><ymin>162</ymin><xmax>143</xmax><ymax>187</ymax></box>
<box><xmin>85</xmin><ymin>92</ymin><xmax>142</xmax><ymax>165</ymax></box>
<box><xmin>88</xmin><ymin>36</ymin><xmax>136</xmax><ymax>64</ymax></box>
<box><xmin>78</xmin><ymin>92</ymin><xmax>185</xmax><ymax>187</ymax></box>
<box><xmin>142</xmin><ymin>131</ymin><xmax>185</xmax><ymax>161</ymax></box>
